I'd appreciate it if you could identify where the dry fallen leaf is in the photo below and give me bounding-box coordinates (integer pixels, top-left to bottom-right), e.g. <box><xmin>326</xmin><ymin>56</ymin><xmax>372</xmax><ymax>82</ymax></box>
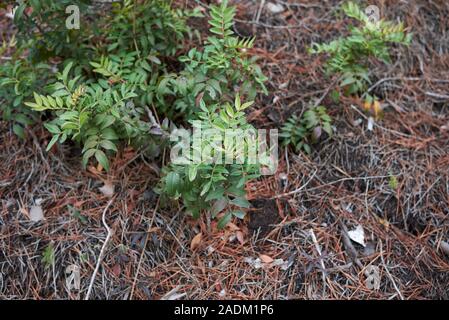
<box><xmin>30</xmin><ymin>205</ymin><xmax>44</xmax><ymax>222</ymax></box>
<box><xmin>99</xmin><ymin>182</ymin><xmax>114</xmax><ymax>197</ymax></box>
<box><xmin>440</xmin><ymin>241</ymin><xmax>449</xmax><ymax>257</ymax></box>
<box><xmin>246</xmin><ymin>256</ymin><xmax>287</xmax><ymax>269</ymax></box>
<box><xmin>348</xmin><ymin>224</ymin><xmax>366</xmax><ymax>247</ymax></box>
<box><xmin>367</xmin><ymin>116</ymin><xmax>375</xmax><ymax>131</ymax></box>
<box><xmin>377</xmin><ymin>217</ymin><xmax>390</xmax><ymax>230</ymax></box>
<box><xmin>190</xmin><ymin>232</ymin><xmax>202</xmax><ymax>251</ymax></box>
<box><xmin>227</xmin><ymin>222</ymin><xmax>240</xmax><ymax>232</ymax></box>
<box><xmin>266</xmin><ymin>2</ymin><xmax>284</xmax><ymax>14</ymax></box>
<box><xmin>372</xmin><ymin>100</ymin><xmax>383</xmax><ymax>119</ymax></box>
<box><xmin>259</xmin><ymin>254</ymin><xmax>274</xmax><ymax>263</ymax></box>
<box><xmin>363</xmin><ymin>100</ymin><xmax>371</xmax><ymax>113</ymax></box>
<box><xmin>111</xmin><ymin>263</ymin><xmax>121</xmax><ymax>277</ymax></box>
<box><xmin>236</xmin><ymin>231</ymin><xmax>245</xmax><ymax>245</ymax></box>
<box><xmin>272</xmin><ymin>258</ymin><xmax>292</xmax><ymax>270</ymax></box>
<box><xmin>5</xmin><ymin>6</ymin><xmax>16</xmax><ymax>19</ymax></box>
<box><xmin>88</xmin><ymin>166</ymin><xmax>99</xmax><ymax>175</ymax></box>
<box><xmin>160</xmin><ymin>286</ymin><xmax>186</xmax><ymax>300</ymax></box>
<box><xmin>363</xmin><ymin>100</ymin><xmax>383</xmax><ymax>120</ymax></box>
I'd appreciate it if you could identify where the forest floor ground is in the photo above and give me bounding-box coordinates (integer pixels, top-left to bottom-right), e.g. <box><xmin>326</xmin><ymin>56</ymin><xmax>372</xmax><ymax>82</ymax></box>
<box><xmin>1</xmin><ymin>0</ymin><xmax>449</xmax><ymax>299</ymax></box>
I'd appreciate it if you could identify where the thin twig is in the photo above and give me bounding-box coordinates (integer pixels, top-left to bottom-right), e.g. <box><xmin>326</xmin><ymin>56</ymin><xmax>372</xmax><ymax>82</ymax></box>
<box><xmin>309</xmin><ymin>229</ymin><xmax>328</xmax><ymax>297</ymax></box>
<box><xmin>272</xmin><ymin>170</ymin><xmax>317</xmax><ymax>199</ymax></box>
<box><xmin>367</xmin><ymin>76</ymin><xmax>449</xmax><ymax>93</ymax></box>
<box><xmin>84</xmin><ymin>199</ymin><xmax>114</xmax><ymax>300</ymax></box>
<box><xmin>311</xmin><ymin>76</ymin><xmax>341</xmax><ymax>109</ymax></box>
<box><xmin>129</xmin><ymin>197</ymin><xmax>160</xmax><ymax>300</ymax></box>
<box><xmin>235</xmin><ymin>18</ymin><xmax>304</xmax><ymax>29</ymax></box>
<box><xmin>275</xmin><ymin>173</ymin><xmax>395</xmax><ymax>198</ymax></box>
<box><xmin>255</xmin><ymin>0</ymin><xmax>265</xmax><ymax>23</ymax></box>
<box><xmin>380</xmin><ymin>240</ymin><xmax>404</xmax><ymax>300</ymax></box>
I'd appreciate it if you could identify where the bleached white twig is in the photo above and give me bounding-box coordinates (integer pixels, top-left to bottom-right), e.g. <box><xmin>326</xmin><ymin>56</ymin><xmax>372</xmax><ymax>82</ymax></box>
<box><xmin>255</xmin><ymin>0</ymin><xmax>266</xmax><ymax>23</ymax></box>
<box><xmin>380</xmin><ymin>240</ymin><xmax>404</xmax><ymax>300</ymax></box>
<box><xmin>310</xmin><ymin>229</ymin><xmax>328</xmax><ymax>297</ymax></box>
<box><xmin>274</xmin><ymin>171</ymin><xmax>397</xmax><ymax>198</ymax></box>
<box><xmin>85</xmin><ymin>199</ymin><xmax>114</xmax><ymax>300</ymax></box>
<box><xmin>273</xmin><ymin>170</ymin><xmax>317</xmax><ymax>199</ymax></box>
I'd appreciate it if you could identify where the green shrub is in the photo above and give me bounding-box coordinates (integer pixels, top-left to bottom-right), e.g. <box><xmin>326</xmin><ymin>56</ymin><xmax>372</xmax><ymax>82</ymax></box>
<box><xmin>10</xmin><ymin>0</ymin><xmax>96</xmax><ymax>63</ymax></box>
<box><xmin>280</xmin><ymin>106</ymin><xmax>332</xmax><ymax>154</ymax></box>
<box><xmin>156</xmin><ymin>1</ymin><xmax>270</xmax><ymax>227</ymax></box>
<box><xmin>2</xmin><ymin>0</ymin><xmax>269</xmax><ymax>229</ymax></box>
<box><xmin>0</xmin><ymin>40</ymin><xmax>52</xmax><ymax>138</ymax></box>
<box><xmin>159</xmin><ymin>95</ymin><xmax>269</xmax><ymax>228</ymax></box>
<box><xmin>26</xmin><ymin>62</ymin><xmax>148</xmax><ymax>170</ymax></box>
<box><xmin>157</xmin><ymin>0</ymin><xmax>268</xmax><ymax>119</ymax></box>
<box><xmin>20</xmin><ymin>0</ymin><xmax>195</xmax><ymax>168</ymax></box>
<box><xmin>106</xmin><ymin>0</ymin><xmax>201</xmax><ymax>57</ymax></box>
<box><xmin>310</xmin><ymin>1</ymin><xmax>412</xmax><ymax>96</ymax></box>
